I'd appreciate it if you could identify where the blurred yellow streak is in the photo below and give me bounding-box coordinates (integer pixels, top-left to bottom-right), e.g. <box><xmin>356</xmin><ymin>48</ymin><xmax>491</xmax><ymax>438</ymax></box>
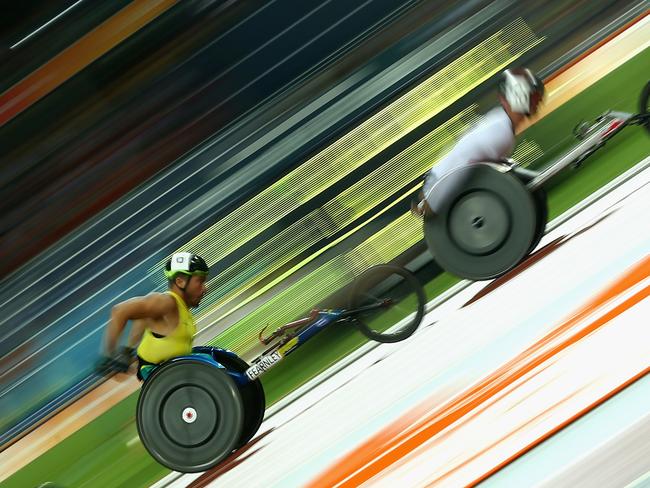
<box><xmin>199</xmin><ymin>107</ymin><xmax>479</xmax><ymax>327</ymax></box>
<box><xmin>215</xmin><ymin>208</ymin><xmax>424</xmax><ymax>351</ymax></box>
<box><xmin>157</xmin><ymin>19</ymin><xmax>543</xmax><ymax>282</ymax></box>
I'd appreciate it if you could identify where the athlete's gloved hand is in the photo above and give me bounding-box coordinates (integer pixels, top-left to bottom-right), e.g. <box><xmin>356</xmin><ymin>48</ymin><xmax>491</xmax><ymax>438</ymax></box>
<box><xmin>410</xmin><ymin>199</ymin><xmax>425</xmax><ymax>218</ymax></box>
<box><xmin>410</xmin><ymin>198</ymin><xmax>437</xmax><ymax>219</ymax></box>
<box><xmin>96</xmin><ymin>346</ymin><xmax>135</xmax><ymax>374</ymax></box>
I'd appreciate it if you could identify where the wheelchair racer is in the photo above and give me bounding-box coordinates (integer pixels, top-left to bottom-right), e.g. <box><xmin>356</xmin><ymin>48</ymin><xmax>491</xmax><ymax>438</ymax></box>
<box><xmin>99</xmin><ymin>252</ymin><xmax>209</xmax><ymax>380</ymax></box>
<box><xmin>412</xmin><ymin>67</ymin><xmax>545</xmax><ymax>217</ymax></box>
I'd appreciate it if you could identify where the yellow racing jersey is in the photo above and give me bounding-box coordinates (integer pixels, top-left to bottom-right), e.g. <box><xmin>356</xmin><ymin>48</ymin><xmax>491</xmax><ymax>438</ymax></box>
<box><xmin>136</xmin><ymin>291</ymin><xmax>196</xmax><ymax>364</ymax></box>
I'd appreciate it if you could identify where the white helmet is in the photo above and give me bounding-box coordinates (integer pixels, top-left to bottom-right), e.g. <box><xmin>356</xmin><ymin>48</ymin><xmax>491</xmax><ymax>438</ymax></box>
<box><xmin>499</xmin><ymin>68</ymin><xmax>545</xmax><ymax>115</ymax></box>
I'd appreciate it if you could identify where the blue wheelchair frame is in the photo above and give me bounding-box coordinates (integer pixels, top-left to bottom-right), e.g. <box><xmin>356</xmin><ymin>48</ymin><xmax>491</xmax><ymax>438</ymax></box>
<box><xmin>138</xmin><ymin>310</ymin><xmax>345</xmax><ymax>383</ymax></box>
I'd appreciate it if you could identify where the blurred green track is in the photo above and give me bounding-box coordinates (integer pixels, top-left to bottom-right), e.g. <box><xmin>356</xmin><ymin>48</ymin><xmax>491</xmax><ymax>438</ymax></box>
<box><xmin>3</xmin><ymin>47</ymin><xmax>648</xmax><ymax>488</ymax></box>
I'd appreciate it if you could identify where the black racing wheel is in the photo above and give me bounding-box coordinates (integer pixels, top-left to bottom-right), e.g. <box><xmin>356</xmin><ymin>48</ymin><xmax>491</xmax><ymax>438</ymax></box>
<box><xmin>509</xmin><ymin>165</ymin><xmax>547</xmax><ymax>254</ymax></box>
<box><xmin>348</xmin><ymin>264</ymin><xmax>425</xmax><ymax>343</ymax></box>
<box><xmin>197</xmin><ymin>347</ymin><xmax>266</xmax><ymax>449</ymax></box>
<box><xmin>424</xmin><ymin>163</ymin><xmax>537</xmax><ymax>280</ymax></box>
<box><xmin>527</xmin><ymin>187</ymin><xmax>547</xmax><ymax>254</ymax></box>
<box><xmin>136</xmin><ymin>359</ymin><xmax>243</xmax><ymax>473</ymax></box>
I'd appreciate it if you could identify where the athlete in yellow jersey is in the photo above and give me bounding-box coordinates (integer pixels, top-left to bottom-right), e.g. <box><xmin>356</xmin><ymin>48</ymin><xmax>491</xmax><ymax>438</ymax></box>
<box><xmin>100</xmin><ymin>252</ymin><xmax>209</xmax><ymax>380</ymax></box>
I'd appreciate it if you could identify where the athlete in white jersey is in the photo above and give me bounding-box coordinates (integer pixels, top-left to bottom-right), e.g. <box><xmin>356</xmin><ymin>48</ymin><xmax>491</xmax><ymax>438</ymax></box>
<box><xmin>412</xmin><ymin>68</ymin><xmax>545</xmax><ymax>217</ymax></box>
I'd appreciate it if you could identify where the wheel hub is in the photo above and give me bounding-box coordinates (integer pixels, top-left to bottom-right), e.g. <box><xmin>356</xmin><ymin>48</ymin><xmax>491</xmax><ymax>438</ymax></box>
<box><xmin>182</xmin><ymin>407</ymin><xmax>197</xmax><ymax>424</ymax></box>
<box><xmin>449</xmin><ymin>191</ymin><xmax>510</xmax><ymax>255</ymax></box>
<box><xmin>162</xmin><ymin>385</ymin><xmax>217</xmax><ymax>447</ymax></box>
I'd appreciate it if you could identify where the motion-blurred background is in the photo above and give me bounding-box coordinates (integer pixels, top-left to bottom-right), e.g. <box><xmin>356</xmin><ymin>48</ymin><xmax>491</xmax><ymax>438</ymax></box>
<box><xmin>1</xmin><ymin>1</ymin><xmax>648</xmax><ymax>486</ymax></box>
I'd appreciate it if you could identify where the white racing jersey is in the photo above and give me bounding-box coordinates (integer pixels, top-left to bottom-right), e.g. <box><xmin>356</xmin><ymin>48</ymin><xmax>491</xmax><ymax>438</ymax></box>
<box><xmin>423</xmin><ymin>106</ymin><xmax>515</xmax><ymax>212</ymax></box>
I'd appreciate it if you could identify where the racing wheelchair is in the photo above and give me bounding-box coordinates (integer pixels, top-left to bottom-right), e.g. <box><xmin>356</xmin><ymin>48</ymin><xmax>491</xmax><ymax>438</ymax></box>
<box><xmin>135</xmin><ymin>264</ymin><xmax>425</xmax><ymax>472</ymax></box>
<box><xmin>423</xmin><ymin>81</ymin><xmax>650</xmax><ymax>280</ymax></box>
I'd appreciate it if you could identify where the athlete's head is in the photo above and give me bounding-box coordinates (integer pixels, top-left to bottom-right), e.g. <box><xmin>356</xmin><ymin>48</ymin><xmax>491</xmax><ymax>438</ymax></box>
<box><xmin>164</xmin><ymin>252</ymin><xmax>209</xmax><ymax>307</ymax></box>
<box><xmin>498</xmin><ymin>68</ymin><xmax>545</xmax><ymax>116</ymax></box>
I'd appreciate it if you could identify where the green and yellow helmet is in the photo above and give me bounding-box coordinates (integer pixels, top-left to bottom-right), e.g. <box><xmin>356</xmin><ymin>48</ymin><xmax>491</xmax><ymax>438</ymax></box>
<box><xmin>164</xmin><ymin>252</ymin><xmax>209</xmax><ymax>281</ymax></box>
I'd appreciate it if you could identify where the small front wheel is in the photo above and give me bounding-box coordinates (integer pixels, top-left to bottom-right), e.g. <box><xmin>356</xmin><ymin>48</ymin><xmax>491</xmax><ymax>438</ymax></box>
<box><xmin>348</xmin><ymin>264</ymin><xmax>425</xmax><ymax>343</ymax></box>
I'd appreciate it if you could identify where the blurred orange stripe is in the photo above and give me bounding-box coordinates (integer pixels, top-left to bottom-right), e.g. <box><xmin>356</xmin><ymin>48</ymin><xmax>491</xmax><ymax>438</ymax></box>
<box><xmin>0</xmin><ymin>0</ymin><xmax>179</xmax><ymax>127</ymax></box>
<box><xmin>307</xmin><ymin>256</ymin><xmax>650</xmax><ymax>488</ymax></box>
<box><xmin>468</xmin><ymin>366</ymin><xmax>650</xmax><ymax>487</ymax></box>
<box><xmin>427</xmin><ymin>385</ymin><xmax>587</xmax><ymax>486</ymax></box>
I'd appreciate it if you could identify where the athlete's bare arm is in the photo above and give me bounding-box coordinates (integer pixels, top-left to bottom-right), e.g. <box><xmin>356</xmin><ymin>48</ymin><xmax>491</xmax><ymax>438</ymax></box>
<box><xmin>104</xmin><ymin>293</ymin><xmax>177</xmax><ymax>355</ymax></box>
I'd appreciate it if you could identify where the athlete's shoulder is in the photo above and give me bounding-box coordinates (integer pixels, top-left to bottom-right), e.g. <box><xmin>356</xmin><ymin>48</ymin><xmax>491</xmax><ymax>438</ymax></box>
<box><xmin>143</xmin><ymin>292</ymin><xmax>177</xmax><ymax>312</ymax></box>
<box><xmin>145</xmin><ymin>291</ymin><xmax>174</xmax><ymax>299</ymax></box>
<box><xmin>480</xmin><ymin>106</ymin><xmax>510</xmax><ymax>127</ymax></box>
<box><xmin>467</xmin><ymin>107</ymin><xmax>513</xmax><ymax>141</ymax></box>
